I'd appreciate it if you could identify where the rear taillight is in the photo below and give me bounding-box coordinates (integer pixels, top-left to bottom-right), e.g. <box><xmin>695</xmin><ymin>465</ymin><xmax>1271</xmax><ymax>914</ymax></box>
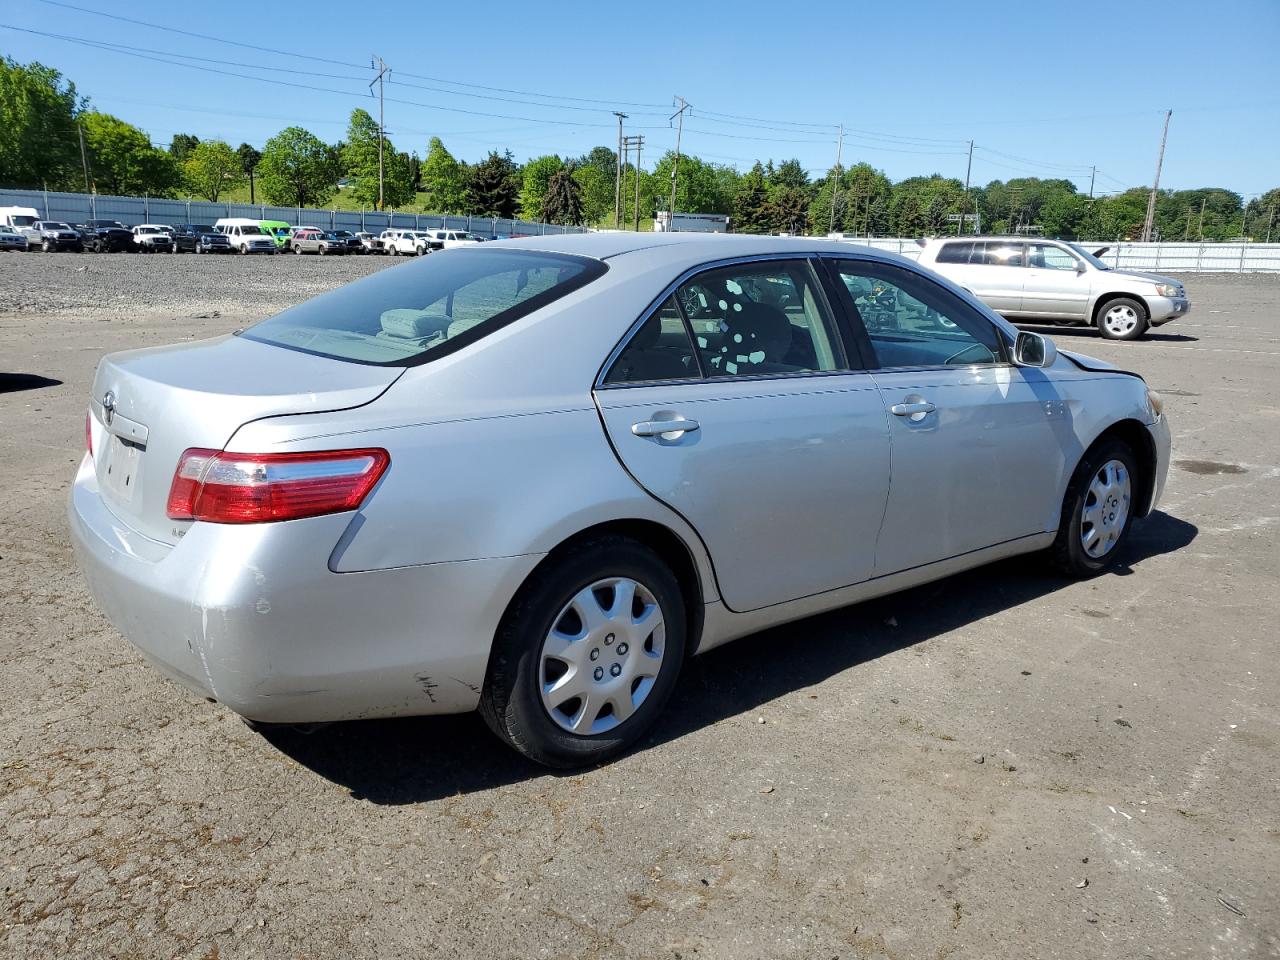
<box><xmin>85</xmin><ymin>410</ymin><xmax>93</xmax><ymax>456</ymax></box>
<box><xmin>166</xmin><ymin>448</ymin><xmax>389</xmax><ymax>524</ymax></box>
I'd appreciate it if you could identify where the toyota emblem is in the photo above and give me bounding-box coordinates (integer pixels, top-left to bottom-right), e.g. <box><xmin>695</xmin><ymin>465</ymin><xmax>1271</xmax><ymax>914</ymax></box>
<box><xmin>102</xmin><ymin>390</ymin><xmax>116</xmax><ymax>426</ymax></box>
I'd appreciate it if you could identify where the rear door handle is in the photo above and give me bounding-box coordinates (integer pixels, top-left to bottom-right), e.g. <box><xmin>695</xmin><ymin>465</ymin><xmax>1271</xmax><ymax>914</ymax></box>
<box><xmin>890</xmin><ymin>401</ymin><xmax>936</xmax><ymax>420</ymax></box>
<box><xmin>632</xmin><ymin>418</ymin><xmax>700</xmax><ymax>438</ymax></box>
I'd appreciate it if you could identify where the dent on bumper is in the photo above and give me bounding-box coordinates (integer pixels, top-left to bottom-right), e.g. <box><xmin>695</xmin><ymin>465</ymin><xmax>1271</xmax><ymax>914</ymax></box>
<box><xmin>69</xmin><ymin>457</ymin><xmax>542</xmax><ymax>723</ymax></box>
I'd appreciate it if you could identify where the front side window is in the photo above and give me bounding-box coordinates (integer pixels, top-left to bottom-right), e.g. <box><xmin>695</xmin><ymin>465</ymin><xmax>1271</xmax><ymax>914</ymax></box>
<box><xmin>1028</xmin><ymin>243</ymin><xmax>1079</xmax><ymax>270</ymax></box>
<box><xmin>244</xmin><ymin>249</ymin><xmax>605</xmax><ymax>365</ymax></box>
<box><xmin>833</xmin><ymin>261</ymin><xmax>1003</xmax><ymax>369</ymax></box>
<box><xmin>676</xmin><ymin>261</ymin><xmax>844</xmax><ymax>377</ymax></box>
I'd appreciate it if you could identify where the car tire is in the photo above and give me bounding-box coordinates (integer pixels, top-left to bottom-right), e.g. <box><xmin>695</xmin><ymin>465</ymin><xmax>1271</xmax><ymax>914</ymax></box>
<box><xmin>1050</xmin><ymin>437</ymin><xmax>1139</xmax><ymax>578</ymax></box>
<box><xmin>1097</xmin><ymin>298</ymin><xmax>1149</xmax><ymax>341</ymax></box>
<box><xmin>42</xmin><ymin>239</ymin><xmax>53</xmax><ymax>252</ymax></box>
<box><xmin>293</xmin><ymin>244</ymin><xmax>302</xmax><ymax>255</ymax></box>
<box><xmin>480</xmin><ymin>536</ymin><xmax>687</xmax><ymax>768</ymax></box>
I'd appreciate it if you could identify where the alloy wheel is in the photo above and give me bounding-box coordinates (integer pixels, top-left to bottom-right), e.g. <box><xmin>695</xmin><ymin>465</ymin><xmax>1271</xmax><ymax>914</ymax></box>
<box><xmin>538</xmin><ymin>577</ymin><xmax>666</xmax><ymax>735</ymax></box>
<box><xmin>1103</xmin><ymin>304</ymin><xmax>1139</xmax><ymax>337</ymax></box>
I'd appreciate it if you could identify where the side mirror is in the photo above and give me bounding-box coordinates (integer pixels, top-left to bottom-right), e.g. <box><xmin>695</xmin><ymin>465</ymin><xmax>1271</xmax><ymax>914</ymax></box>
<box><xmin>1013</xmin><ymin>330</ymin><xmax>1057</xmax><ymax>368</ymax></box>
<box><xmin>1076</xmin><ymin>261</ymin><xmax>1087</xmax><ymax>274</ymax></box>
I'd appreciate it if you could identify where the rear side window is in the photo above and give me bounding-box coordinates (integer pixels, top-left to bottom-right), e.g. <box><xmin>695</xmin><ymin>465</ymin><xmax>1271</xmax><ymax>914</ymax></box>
<box><xmin>603</xmin><ymin>296</ymin><xmax>698</xmax><ymax>384</ymax></box>
<box><xmin>935</xmin><ymin>241</ymin><xmax>974</xmax><ymax>264</ymax></box>
<box><xmin>244</xmin><ymin>249</ymin><xmax>606</xmax><ymax>365</ymax></box>
<box><xmin>973</xmin><ymin>241</ymin><xmax>1025</xmax><ymax>267</ymax></box>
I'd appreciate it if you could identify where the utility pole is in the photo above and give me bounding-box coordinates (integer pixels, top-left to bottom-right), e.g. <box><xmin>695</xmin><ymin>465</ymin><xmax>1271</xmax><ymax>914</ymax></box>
<box><xmin>77</xmin><ymin>122</ymin><xmax>91</xmax><ymax>193</ymax></box>
<box><xmin>621</xmin><ymin>135</ymin><xmax>643</xmax><ymax>231</ymax></box>
<box><xmin>668</xmin><ymin>96</ymin><xmax>691</xmax><ymax>229</ymax></box>
<box><xmin>613</xmin><ymin>112</ymin><xmax>627</xmax><ymax>229</ymax></box>
<box><xmin>1088</xmin><ymin>165</ymin><xmax>1096</xmax><ymax>199</ymax></box>
<box><xmin>960</xmin><ymin>139</ymin><xmax>974</xmax><ymax>235</ymax></box>
<box><xmin>1141</xmin><ymin>109</ymin><xmax>1171</xmax><ymax>242</ymax></box>
<box><xmin>1197</xmin><ymin>196</ymin><xmax>1207</xmax><ymax>240</ymax></box>
<box><xmin>633</xmin><ymin>136</ymin><xmax>644</xmax><ymax>231</ymax></box>
<box><xmin>370</xmin><ymin>55</ymin><xmax>391</xmax><ymax>211</ymax></box>
<box><xmin>829</xmin><ymin>124</ymin><xmax>844</xmax><ymax>234</ymax></box>
<box><xmin>1267</xmin><ymin>206</ymin><xmax>1276</xmax><ymax>244</ymax></box>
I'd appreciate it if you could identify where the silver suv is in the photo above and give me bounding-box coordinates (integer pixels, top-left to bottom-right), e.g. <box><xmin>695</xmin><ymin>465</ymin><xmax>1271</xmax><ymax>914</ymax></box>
<box><xmin>916</xmin><ymin>237</ymin><xmax>1189</xmax><ymax>340</ymax></box>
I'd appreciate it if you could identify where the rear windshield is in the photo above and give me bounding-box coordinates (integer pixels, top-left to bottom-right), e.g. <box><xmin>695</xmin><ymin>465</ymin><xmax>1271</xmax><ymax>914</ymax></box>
<box><xmin>242</xmin><ymin>248</ymin><xmax>606</xmax><ymax>365</ymax></box>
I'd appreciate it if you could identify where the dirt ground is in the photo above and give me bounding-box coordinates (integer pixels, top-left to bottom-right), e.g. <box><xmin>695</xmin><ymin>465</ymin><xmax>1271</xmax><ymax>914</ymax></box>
<box><xmin>1</xmin><ymin>254</ymin><xmax>1277</xmax><ymax>959</ymax></box>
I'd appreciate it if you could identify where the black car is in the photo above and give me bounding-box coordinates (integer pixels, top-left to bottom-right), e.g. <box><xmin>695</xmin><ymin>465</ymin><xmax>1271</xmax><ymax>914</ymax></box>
<box><xmin>32</xmin><ymin>221</ymin><xmax>84</xmax><ymax>252</ymax></box>
<box><xmin>330</xmin><ymin>230</ymin><xmax>365</xmax><ymax>254</ymax></box>
<box><xmin>82</xmin><ymin>219</ymin><xmax>136</xmax><ymax>253</ymax></box>
<box><xmin>172</xmin><ymin>223</ymin><xmax>233</xmax><ymax>254</ymax></box>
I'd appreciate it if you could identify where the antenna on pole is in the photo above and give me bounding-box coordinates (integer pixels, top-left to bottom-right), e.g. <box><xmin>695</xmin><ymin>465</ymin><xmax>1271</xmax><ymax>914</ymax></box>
<box><xmin>370</xmin><ymin>55</ymin><xmax>391</xmax><ymax>211</ymax></box>
<box><xmin>668</xmin><ymin>96</ymin><xmax>691</xmax><ymax>228</ymax></box>
<box><xmin>1141</xmin><ymin>109</ymin><xmax>1172</xmax><ymax>242</ymax></box>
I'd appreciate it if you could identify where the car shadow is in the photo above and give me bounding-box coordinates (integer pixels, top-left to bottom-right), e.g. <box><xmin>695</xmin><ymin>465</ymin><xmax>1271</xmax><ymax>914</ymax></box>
<box><xmin>0</xmin><ymin>373</ymin><xmax>63</xmax><ymax>395</ymax></box>
<box><xmin>1017</xmin><ymin>323</ymin><xmax>1198</xmax><ymax>344</ymax></box>
<box><xmin>260</xmin><ymin>510</ymin><xmax>1198</xmax><ymax>805</ymax></box>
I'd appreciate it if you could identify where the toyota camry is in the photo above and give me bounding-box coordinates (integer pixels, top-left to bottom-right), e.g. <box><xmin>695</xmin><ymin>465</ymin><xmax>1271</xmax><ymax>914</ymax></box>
<box><xmin>70</xmin><ymin>234</ymin><xmax>1170</xmax><ymax>767</ymax></box>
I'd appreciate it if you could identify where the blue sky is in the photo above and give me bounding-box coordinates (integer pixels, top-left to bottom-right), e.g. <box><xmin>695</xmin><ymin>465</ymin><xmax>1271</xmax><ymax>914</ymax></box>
<box><xmin>4</xmin><ymin>0</ymin><xmax>1278</xmax><ymax>200</ymax></box>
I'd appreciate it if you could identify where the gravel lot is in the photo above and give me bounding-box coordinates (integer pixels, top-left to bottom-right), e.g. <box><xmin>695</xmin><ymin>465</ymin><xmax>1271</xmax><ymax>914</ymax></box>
<box><xmin>2</xmin><ymin>253</ymin><xmax>1278</xmax><ymax>959</ymax></box>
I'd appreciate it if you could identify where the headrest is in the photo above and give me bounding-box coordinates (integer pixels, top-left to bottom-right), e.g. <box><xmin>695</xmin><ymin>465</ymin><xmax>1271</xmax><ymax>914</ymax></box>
<box><xmin>380</xmin><ymin>309</ymin><xmax>450</xmax><ymax>340</ymax></box>
<box><xmin>726</xmin><ymin>302</ymin><xmax>791</xmax><ymax>363</ymax></box>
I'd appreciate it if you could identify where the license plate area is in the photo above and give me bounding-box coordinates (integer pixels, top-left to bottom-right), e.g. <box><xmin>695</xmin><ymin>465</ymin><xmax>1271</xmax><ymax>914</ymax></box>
<box><xmin>101</xmin><ymin>434</ymin><xmax>144</xmax><ymax>504</ymax></box>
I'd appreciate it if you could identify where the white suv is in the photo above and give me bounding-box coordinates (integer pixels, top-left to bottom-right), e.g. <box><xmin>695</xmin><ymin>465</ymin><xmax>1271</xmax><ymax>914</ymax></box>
<box><xmin>916</xmin><ymin>237</ymin><xmax>1189</xmax><ymax>341</ymax></box>
<box><xmin>379</xmin><ymin>230</ymin><xmax>422</xmax><ymax>256</ymax></box>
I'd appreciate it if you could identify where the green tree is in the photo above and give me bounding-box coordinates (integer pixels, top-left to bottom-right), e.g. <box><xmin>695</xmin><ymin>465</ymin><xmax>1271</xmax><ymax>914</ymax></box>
<box><xmin>236</xmin><ymin>142</ymin><xmax>261</xmax><ymax>203</ymax></box>
<box><xmin>182</xmin><ymin>139</ymin><xmax>242</xmax><ymax>202</ymax></box>
<box><xmin>1245</xmin><ymin>187</ymin><xmax>1280</xmax><ymax>241</ymax></box>
<box><xmin>733</xmin><ymin>162</ymin><xmax>772</xmax><ymax>233</ymax></box>
<box><xmin>419</xmin><ymin>137</ymin><xmax>467</xmax><ymax>213</ymax></box>
<box><xmin>520</xmin><ymin>155</ymin><xmax>565</xmax><ymax>220</ymax></box>
<box><xmin>769</xmin><ymin>158</ymin><xmax>810</xmax><ymax>191</ymax></box>
<box><xmin>257</xmin><ymin>126</ymin><xmax>338</xmax><ymax>208</ymax></box>
<box><xmin>889</xmin><ymin>174</ymin><xmax>964</xmax><ymax>235</ymax></box>
<box><xmin>466</xmin><ymin>150</ymin><xmax>520</xmax><ymax>218</ymax></box>
<box><xmin>766</xmin><ymin>185</ymin><xmax>810</xmax><ymax>234</ymax></box>
<box><xmin>80</xmin><ymin>112</ymin><xmax>182</xmax><ymax>196</ymax></box>
<box><xmin>341</xmin><ymin>108</ymin><xmax>412</xmax><ymax>209</ymax></box>
<box><xmin>1094</xmin><ymin>188</ymin><xmax>1150</xmax><ymax>240</ymax></box>
<box><xmin>572</xmin><ymin>162</ymin><xmax>614</xmax><ymax>225</ymax></box>
<box><xmin>168</xmin><ymin>133</ymin><xmax>200</xmax><ymax>163</ymax></box>
<box><xmin>649</xmin><ymin>152</ymin><xmax>724</xmax><ymax>214</ymax></box>
<box><xmin>0</xmin><ymin>58</ymin><xmax>83</xmax><ymax>189</ymax></box>
<box><xmin>542</xmin><ymin>166</ymin><xmax>584</xmax><ymax>225</ymax></box>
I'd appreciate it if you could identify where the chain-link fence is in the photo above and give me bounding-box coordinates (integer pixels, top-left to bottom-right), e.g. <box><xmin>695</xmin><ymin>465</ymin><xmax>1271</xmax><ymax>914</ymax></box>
<box><xmin>0</xmin><ymin>188</ymin><xmax>588</xmax><ymax>239</ymax></box>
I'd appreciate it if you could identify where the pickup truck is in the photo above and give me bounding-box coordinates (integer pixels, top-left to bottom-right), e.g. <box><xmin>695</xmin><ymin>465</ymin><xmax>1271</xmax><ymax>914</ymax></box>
<box><xmin>32</xmin><ymin>221</ymin><xmax>85</xmax><ymax>252</ymax></box>
<box><xmin>83</xmin><ymin>220</ymin><xmax>137</xmax><ymax>253</ymax></box>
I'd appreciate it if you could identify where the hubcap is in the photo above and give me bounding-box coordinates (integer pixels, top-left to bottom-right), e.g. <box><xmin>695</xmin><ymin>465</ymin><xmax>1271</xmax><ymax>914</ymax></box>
<box><xmin>538</xmin><ymin>577</ymin><xmax>665</xmax><ymax>735</ymax></box>
<box><xmin>1081</xmin><ymin>459</ymin><xmax>1132</xmax><ymax>558</ymax></box>
<box><xmin>1104</xmin><ymin>305</ymin><xmax>1138</xmax><ymax>335</ymax></box>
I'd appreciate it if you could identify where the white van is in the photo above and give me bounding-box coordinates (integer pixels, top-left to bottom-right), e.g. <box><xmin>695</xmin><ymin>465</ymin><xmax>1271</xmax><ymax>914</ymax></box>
<box><xmin>0</xmin><ymin>206</ymin><xmax>42</xmax><ymax>249</ymax></box>
<box><xmin>212</xmin><ymin>218</ymin><xmax>278</xmax><ymax>255</ymax></box>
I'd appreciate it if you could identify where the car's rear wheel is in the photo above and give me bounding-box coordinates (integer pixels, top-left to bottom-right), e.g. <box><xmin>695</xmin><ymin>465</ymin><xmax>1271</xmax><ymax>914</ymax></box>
<box><xmin>1050</xmin><ymin>438</ymin><xmax>1138</xmax><ymax>577</ymax></box>
<box><xmin>480</xmin><ymin>537</ymin><xmax>687</xmax><ymax>768</ymax></box>
<box><xmin>1098</xmin><ymin>298</ymin><xmax>1149</xmax><ymax>341</ymax></box>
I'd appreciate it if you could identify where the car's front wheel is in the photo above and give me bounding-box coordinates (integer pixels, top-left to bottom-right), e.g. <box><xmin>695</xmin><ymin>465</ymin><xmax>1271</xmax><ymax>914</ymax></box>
<box><xmin>1051</xmin><ymin>438</ymin><xmax>1138</xmax><ymax>577</ymax></box>
<box><xmin>480</xmin><ymin>537</ymin><xmax>687</xmax><ymax>768</ymax></box>
<box><xmin>1098</xmin><ymin>298</ymin><xmax>1149</xmax><ymax>341</ymax></box>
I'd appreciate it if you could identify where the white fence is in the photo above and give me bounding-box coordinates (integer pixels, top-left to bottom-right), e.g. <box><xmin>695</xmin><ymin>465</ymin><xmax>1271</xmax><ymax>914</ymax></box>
<box><xmin>841</xmin><ymin>237</ymin><xmax>1280</xmax><ymax>273</ymax></box>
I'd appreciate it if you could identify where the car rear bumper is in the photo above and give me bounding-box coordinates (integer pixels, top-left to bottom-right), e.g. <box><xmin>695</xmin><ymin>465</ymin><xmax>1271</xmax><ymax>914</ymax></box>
<box><xmin>68</xmin><ymin>455</ymin><xmax>542</xmax><ymax>723</ymax></box>
<box><xmin>1148</xmin><ymin>295</ymin><xmax>1189</xmax><ymax>325</ymax></box>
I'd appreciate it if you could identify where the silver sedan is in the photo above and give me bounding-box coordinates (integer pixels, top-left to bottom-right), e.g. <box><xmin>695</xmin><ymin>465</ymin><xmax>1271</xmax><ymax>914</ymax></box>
<box><xmin>70</xmin><ymin>234</ymin><xmax>1171</xmax><ymax>767</ymax></box>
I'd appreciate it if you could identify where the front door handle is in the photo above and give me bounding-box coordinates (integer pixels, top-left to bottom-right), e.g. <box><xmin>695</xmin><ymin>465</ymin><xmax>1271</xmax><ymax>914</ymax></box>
<box><xmin>890</xmin><ymin>400</ymin><xmax>936</xmax><ymax>421</ymax></box>
<box><xmin>632</xmin><ymin>418</ymin><xmax>700</xmax><ymax>438</ymax></box>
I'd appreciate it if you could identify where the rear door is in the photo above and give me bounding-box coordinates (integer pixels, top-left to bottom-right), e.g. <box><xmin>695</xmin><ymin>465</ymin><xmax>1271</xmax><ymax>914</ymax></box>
<box><xmin>824</xmin><ymin>256</ymin><xmax>1068</xmax><ymax>575</ymax></box>
<box><xmin>1022</xmin><ymin>242</ymin><xmax>1090</xmax><ymax>320</ymax></box>
<box><xmin>595</xmin><ymin>257</ymin><xmax>891</xmax><ymax>612</ymax></box>
<box><xmin>962</xmin><ymin>241</ymin><xmax>1026</xmax><ymax>314</ymax></box>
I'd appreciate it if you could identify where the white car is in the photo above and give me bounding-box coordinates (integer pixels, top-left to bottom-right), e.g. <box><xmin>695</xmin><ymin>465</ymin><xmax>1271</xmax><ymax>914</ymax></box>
<box><xmin>131</xmin><ymin>224</ymin><xmax>174</xmax><ymax>253</ymax></box>
<box><xmin>916</xmin><ymin>237</ymin><xmax>1190</xmax><ymax>341</ymax></box>
<box><xmin>418</xmin><ymin>229</ymin><xmax>482</xmax><ymax>253</ymax></box>
<box><xmin>213</xmin><ymin>218</ymin><xmax>278</xmax><ymax>255</ymax></box>
<box><xmin>380</xmin><ymin>229</ymin><xmax>422</xmax><ymax>256</ymax></box>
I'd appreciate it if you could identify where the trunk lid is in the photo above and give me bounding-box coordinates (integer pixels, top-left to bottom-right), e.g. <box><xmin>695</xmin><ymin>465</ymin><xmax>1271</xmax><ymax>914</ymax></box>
<box><xmin>89</xmin><ymin>335</ymin><xmax>401</xmax><ymax>543</ymax></box>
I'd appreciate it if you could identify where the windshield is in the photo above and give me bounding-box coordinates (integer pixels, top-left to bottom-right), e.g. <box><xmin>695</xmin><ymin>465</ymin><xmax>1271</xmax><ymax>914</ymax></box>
<box><xmin>46</xmin><ymin>222</ymin><xmax>71</xmax><ymax>230</ymax></box>
<box><xmin>11</xmin><ymin>215</ymin><xmax>37</xmax><ymax>227</ymax></box>
<box><xmin>1067</xmin><ymin>243</ymin><xmax>1111</xmax><ymax>270</ymax></box>
<box><xmin>138</xmin><ymin>227</ymin><xmax>159</xmax><ymax>234</ymax></box>
<box><xmin>194</xmin><ymin>225</ymin><xmax>214</xmax><ymax>234</ymax></box>
<box><xmin>239</xmin><ymin>225</ymin><xmax>263</xmax><ymax>235</ymax></box>
<box><xmin>243</xmin><ymin>249</ymin><xmax>606</xmax><ymax>365</ymax></box>
<box><xmin>270</xmin><ymin>228</ymin><xmax>289</xmax><ymax>236</ymax></box>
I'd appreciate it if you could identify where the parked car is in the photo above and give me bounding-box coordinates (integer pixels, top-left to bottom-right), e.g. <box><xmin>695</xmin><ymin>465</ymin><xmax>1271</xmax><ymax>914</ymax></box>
<box><xmin>71</xmin><ymin>235</ymin><xmax>1170</xmax><ymax>768</ymax></box>
<box><xmin>418</xmin><ymin>228</ymin><xmax>482</xmax><ymax>252</ymax></box>
<box><xmin>0</xmin><ymin>225</ymin><xmax>27</xmax><ymax>251</ymax></box>
<box><xmin>379</xmin><ymin>229</ymin><xmax>421</xmax><ymax>256</ymax></box>
<box><xmin>330</xmin><ymin>230</ymin><xmax>364</xmax><ymax>254</ymax></box>
<box><xmin>82</xmin><ymin>219</ymin><xmax>137</xmax><ymax>253</ymax></box>
<box><xmin>131</xmin><ymin>224</ymin><xmax>174</xmax><ymax>253</ymax></box>
<box><xmin>213</xmin><ymin>218</ymin><xmax>277</xmax><ymax>254</ymax></box>
<box><xmin>290</xmin><ymin>227</ymin><xmax>348</xmax><ymax>255</ymax></box>
<box><xmin>172</xmin><ymin>224</ymin><xmax>233</xmax><ymax>254</ymax></box>
<box><xmin>916</xmin><ymin>236</ymin><xmax>1190</xmax><ymax>341</ymax></box>
<box><xmin>355</xmin><ymin>231</ymin><xmax>381</xmax><ymax>254</ymax></box>
<box><xmin>33</xmin><ymin>221</ymin><xmax>85</xmax><ymax>252</ymax></box>
<box><xmin>0</xmin><ymin>205</ymin><xmax>41</xmax><ymax>247</ymax></box>
<box><xmin>260</xmin><ymin>220</ymin><xmax>293</xmax><ymax>252</ymax></box>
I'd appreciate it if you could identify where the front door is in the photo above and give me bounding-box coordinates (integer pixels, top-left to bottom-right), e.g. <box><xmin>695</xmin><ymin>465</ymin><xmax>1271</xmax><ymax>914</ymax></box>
<box><xmin>595</xmin><ymin>259</ymin><xmax>891</xmax><ymax>612</ymax></box>
<box><xmin>825</xmin><ymin>257</ymin><xmax>1068</xmax><ymax>575</ymax></box>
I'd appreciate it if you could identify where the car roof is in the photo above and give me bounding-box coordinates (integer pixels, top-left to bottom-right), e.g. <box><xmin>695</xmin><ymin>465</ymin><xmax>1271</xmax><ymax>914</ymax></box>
<box><xmin>926</xmin><ymin>235</ymin><xmax>1065</xmax><ymax>245</ymax></box>
<box><xmin>486</xmin><ymin>231</ymin><xmax>915</xmax><ymax>266</ymax></box>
